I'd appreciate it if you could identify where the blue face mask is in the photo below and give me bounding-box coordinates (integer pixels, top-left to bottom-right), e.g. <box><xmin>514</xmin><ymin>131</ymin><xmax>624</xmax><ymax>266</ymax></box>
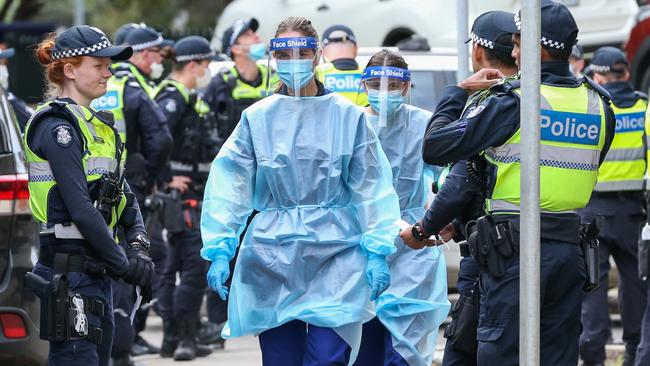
<box><xmin>367</xmin><ymin>89</ymin><xmax>405</xmax><ymax>116</ymax></box>
<box><xmin>276</xmin><ymin>59</ymin><xmax>314</xmax><ymax>90</ymax></box>
<box><xmin>249</xmin><ymin>43</ymin><xmax>267</xmax><ymax>61</ymax></box>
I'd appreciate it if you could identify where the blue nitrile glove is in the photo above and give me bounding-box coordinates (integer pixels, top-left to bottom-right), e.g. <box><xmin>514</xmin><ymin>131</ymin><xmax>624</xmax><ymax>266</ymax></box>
<box><xmin>207</xmin><ymin>257</ymin><xmax>230</xmax><ymax>300</ymax></box>
<box><xmin>366</xmin><ymin>253</ymin><xmax>390</xmax><ymax>301</ymax></box>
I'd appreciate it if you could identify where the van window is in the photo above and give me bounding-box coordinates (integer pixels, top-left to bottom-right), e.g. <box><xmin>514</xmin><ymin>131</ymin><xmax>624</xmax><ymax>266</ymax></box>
<box><xmin>409</xmin><ymin>70</ymin><xmax>457</xmax><ymax>113</ymax></box>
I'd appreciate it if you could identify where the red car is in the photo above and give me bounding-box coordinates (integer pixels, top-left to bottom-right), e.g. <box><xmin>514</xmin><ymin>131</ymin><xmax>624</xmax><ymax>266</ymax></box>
<box><xmin>626</xmin><ymin>2</ymin><xmax>650</xmax><ymax>92</ymax></box>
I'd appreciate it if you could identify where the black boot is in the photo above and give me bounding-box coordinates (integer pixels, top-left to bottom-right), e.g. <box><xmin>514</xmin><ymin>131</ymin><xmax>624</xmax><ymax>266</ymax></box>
<box><xmin>198</xmin><ymin>321</ymin><xmax>225</xmax><ymax>345</ymax></box>
<box><xmin>160</xmin><ymin>318</ymin><xmax>178</xmax><ymax>358</ymax></box>
<box><xmin>132</xmin><ymin>335</ymin><xmax>161</xmax><ymax>356</ymax></box>
<box><xmin>174</xmin><ymin>317</ymin><xmax>214</xmax><ymax>361</ymax></box>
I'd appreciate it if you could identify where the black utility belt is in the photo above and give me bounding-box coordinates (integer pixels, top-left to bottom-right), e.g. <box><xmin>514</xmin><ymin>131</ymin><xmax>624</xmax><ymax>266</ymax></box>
<box><xmin>463</xmin><ymin>215</ymin><xmax>519</xmax><ymax>278</ymax></box>
<box><xmin>38</xmin><ymin>248</ymin><xmax>110</xmax><ymax>278</ymax></box>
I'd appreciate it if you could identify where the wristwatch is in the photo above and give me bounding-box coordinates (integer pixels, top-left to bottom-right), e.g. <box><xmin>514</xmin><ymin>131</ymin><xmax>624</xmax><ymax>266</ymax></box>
<box><xmin>134</xmin><ymin>234</ymin><xmax>151</xmax><ymax>251</ymax></box>
<box><xmin>411</xmin><ymin>222</ymin><xmax>426</xmax><ymax>241</ymax></box>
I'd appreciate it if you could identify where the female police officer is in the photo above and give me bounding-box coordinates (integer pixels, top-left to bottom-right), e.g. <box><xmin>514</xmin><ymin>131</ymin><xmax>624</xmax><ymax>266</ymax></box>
<box><xmin>26</xmin><ymin>26</ymin><xmax>154</xmax><ymax>366</ymax></box>
<box><xmin>201</xmin><ymin>17</ymin><xmax>400</xmax><ymax>365</ymax></box>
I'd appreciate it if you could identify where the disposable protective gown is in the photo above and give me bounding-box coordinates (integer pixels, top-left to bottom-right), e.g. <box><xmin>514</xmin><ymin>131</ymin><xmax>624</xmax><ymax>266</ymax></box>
<box><xmin>200</xmin><ymin>93</ymin><xmax>401</xmax><ymax>348</ymax></box>
<box><xmin>366</xmin><ymin>104</ymin><xmax>451</xmax><ymax>366</ymax></box>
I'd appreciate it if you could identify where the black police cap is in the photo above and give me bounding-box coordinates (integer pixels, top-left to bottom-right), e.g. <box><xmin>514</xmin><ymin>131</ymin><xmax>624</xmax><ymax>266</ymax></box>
<box><xmin>467</xmin><ymin>11</ymin><xmax>515</xmax><ymax>55</ymax></box>
<box><xmin>174</xmin><ymin>36</ymin><xmax>216</xmax><ymax>63</ymax></box>
<box><xmin>501</xmin><ymin>0</ymin><xmax>579</xmax><ymax>51</ymax></box>
<box><xmin>322</xmin><ymin>24</ymin><xmax>357</xmax><ymax>46</ymax></box>
<box><xmin>125</xmin><ymin>26</ymin><xmax>172</xmax><ymax>52</ymax></box>
<box><xmin>590</xmin><ymin>46</ymin><xmax>629</xmax><ymax>74</ymax></box>
<box><xmin>114</xmin><ymin>23</ymin><xmax>139</xmax><ymax>45</ymax></box>
<box><xmin>52</xmin><ymin>25</ymin><xmax>132</xmax><ymax>61</ymax></box>
<box><xmin>221</xmin><ymin>18</ymin><xmax>259</xmax><ymax>57</ymax></box>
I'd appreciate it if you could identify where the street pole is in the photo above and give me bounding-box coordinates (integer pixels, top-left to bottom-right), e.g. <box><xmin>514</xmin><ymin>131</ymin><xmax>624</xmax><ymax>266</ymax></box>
<box><xmin>74</xmin><ymin>0</ymin><xmax>85</xmax><ymax>26</ymax></box>
<box><xmin>456</xmin><ymin>0</ymin><xmax>469</xmax><ymax>81</ymax></box>
<box><xmin>519</xmin><ymin>0</ymin><xmax>541</xmax><ymax>365</ymax></box>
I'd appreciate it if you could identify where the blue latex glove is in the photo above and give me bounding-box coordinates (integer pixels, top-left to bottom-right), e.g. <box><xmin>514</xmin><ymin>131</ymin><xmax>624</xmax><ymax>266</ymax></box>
<box><xmin>207</xmin><ymin>258</ymin><xmax>230</xmax><ymax>300</ymax></box>
<box><xmin>366</xmin><ymin>253</ymin><xmax>390</xmax><ymax>301</ymax></box>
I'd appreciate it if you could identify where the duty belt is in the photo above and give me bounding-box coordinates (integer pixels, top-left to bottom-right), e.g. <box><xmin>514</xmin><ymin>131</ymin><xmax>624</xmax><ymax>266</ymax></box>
<box><xmin>40</xmin><ymin>223</ymin><xmax>85</xmax><ymax>240</ymax></box>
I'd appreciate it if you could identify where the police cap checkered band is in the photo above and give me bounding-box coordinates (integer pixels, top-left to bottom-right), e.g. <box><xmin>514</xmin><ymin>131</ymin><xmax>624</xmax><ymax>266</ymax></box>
<box><xmin>131</xmin><ymin>35</ymin><xmax>164</xmax><ymax>51</ymax></box>
<box><xmin>590</xmin><ymin>64</ymin><xmax>611</xmax><ymax>73</ymax></box>
<box><xmin>470</xmin><ymin>32</ymin><xmax>494</xmax><ymax>49</ymax></box>
<box><xmin>175</xmin><ymin>51</ymin><xmax>216</xmax><ymax>62</ymax></box>
<box><xmin>52</xmin><ymin>38</ymin><xmax>112</xmax><ymax>60</ymax></box>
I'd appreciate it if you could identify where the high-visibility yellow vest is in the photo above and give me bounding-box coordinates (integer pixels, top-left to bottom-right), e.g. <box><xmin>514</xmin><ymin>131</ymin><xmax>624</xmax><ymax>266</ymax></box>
<box><xmin>596</xmin><ymin>97</ymin><xmax>647</xmax><ymax>191</ymax></box>
<box><xmin>316</xmin><ymin>62</ymin><xmax>368</xmax><ymax>106</ymax></box>
<box><xmin>23</xmin><ymin>100</ymin><xmax>127</xmax><ymax>237</ymax></box>
<box><xmin>484</xmin><ymin>82</ymin><xmax>607</xmax><ymax>214</ymax></box>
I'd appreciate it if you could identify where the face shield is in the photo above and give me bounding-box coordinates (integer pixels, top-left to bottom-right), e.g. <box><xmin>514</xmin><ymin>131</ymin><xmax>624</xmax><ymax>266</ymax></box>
<box><xmin>268</xmin><ymin>36</ymin><xmax>319</xmax><ymax>99</ymax></box>
<box><xmin>361</xmin><ymin>65</ymin><xmax>411</xmax><ymax>127</ymax></box>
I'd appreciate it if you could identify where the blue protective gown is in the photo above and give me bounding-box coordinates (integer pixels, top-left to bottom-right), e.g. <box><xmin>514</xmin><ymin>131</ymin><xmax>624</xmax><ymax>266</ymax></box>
<box><xmin>200</xmin><ymin>92</ymin><xmax>401</xmax><ymax>349</ymax></box>
<box><xmin>366</xmin><ymin>104</ymin><xmax>451</xmax><ymax>366</ymax></box>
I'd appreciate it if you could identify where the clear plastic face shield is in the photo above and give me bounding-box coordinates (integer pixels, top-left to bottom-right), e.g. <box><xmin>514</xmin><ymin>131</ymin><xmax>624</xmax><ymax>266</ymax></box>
<box><xmin>268</xmin><ymin>36</ymin><xmax>319</xmax><ymax>99</ymax></box>
<box><xmin>361</xmin><ymin>65</ymin><xmax>411</xmax><ymax>127</ymax></box>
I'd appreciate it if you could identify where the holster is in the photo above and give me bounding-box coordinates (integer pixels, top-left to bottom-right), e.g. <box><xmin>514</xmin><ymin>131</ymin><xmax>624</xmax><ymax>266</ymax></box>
<box><xmin>25</xmin><ymin>272</ymin><xmax>104</xmax><ymax>344</ymax></box>
<box><xmin>580</xmin><ymin>219</ymin><xmax>600</xmax><ymax>292</ymax></box>
<box><xmin>161</xmin><ymin>190</ymin><xmax>185</xmax><ymax>234</ymax></box>
<box><xmin>444</xmin><ymin>282</ymin><xmax>479</xmax><ymax>354</ymax></box>
<box><xmin>465</xmin><ymin>215</ymin><xmax>518</xmax><ymax>278</ymax></box>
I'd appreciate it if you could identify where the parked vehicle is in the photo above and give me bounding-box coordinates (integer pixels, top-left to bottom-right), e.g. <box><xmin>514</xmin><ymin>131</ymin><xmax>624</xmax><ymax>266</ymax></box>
<box><xmin>0</xmin><ymin>86</ymin><xmax>47</xmax><ymax>366</ymax></box>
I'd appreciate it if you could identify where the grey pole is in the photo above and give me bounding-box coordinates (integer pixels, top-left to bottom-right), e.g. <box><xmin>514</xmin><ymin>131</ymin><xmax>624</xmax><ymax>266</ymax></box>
<box><xmin>519</xmin><ymin>0</ymin><xmax>541</xmax><ymax>365</ymax></box>
<box><xmin>74</xmin><ymin>0</ymin><xmax>86</xmax><ymax>26</ymax></box>
<box><xmin>456</xmin><ymin>0</ymin><xmax>469</xmax><ymax>81</ymax></box>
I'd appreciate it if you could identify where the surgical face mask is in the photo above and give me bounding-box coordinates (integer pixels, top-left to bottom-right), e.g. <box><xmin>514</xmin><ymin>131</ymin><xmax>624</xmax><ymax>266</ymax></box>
<box><xmin>276</xmin><ymin>59</ymin><xmax>314</xmax><ymax>91</ymax></box>
<box><xmin>367</xmin><ymin>89</ymin><xmax>405</xmax><ymax>116</ymax></box>
<box><xmin>0</xmin><ymin>65</ymin><xmax>8</xmax><ymax>89</ymax></box>
<box><xmin>248</xmin><ymin>43</ymin><xmax>267</xmax><ymax>61</ymax></box>
<box><xmin>196</xmin><ymin>68</ymin><xmax>211</xmax><ymax>89</ymax></box>
<box><xmin>150</xmin><ymin>62</ymin><xmax>164</xmax><ymax>80</ymax></box>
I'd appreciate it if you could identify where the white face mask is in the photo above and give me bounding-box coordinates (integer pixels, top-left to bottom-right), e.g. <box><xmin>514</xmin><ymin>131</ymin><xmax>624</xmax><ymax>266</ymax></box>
<box><xmin>0</xmin><ymin>65</ymin><xmax>9</xmax><ymax>89</ymax></box>
<box><xmin>150</xmin><ymin>62</ymin><xmax>164</xmax><ymax>80</ymax></box>
<box><xmin>195</xmin><ymin>68</ymin><xmax>211</xmax><ymax>89</ymax></box>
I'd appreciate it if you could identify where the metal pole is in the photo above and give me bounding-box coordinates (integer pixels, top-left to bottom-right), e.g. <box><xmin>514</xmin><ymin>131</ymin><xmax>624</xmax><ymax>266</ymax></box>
<box><xmin>520</xmin><ymin>0</ymin><xmax>541</xmax><ymax>365</ymax></box>
<box><xmin>456</xmin><ymin>0</ymin><xmax>469</xmax><ymax>80</ymax></box>
<box><xmin>74</xmin><ymin>0</ymin><xmax>86</xmax><ymax>26</ymax></box>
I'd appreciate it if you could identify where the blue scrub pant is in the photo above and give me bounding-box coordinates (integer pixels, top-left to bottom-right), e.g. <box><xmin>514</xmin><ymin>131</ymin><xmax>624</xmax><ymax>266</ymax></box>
<box><xmin>476</xmin><ymin>240</ymin><xmax>585</xmax><ymax>366</ymax></box>
<box><xmin>353</xmin><ymin>317</ymin><xmax>408</xmax><ymax>366</ymax></box>
<box><xmin>33</xmin><ymin>263</ymin><xmax>114</xmax><ymax>366</ymax></box>
<box><xmin>579</xmin><ymin>213</ymin><xmax>647</xmax><ymax>366</ymax></box>
<box><xmin>442</xmin><ymin>257</ymin><xmax>480</xmax><ymax>366</ymax></box>
<box><xmin>258</xmin><ymin>320</ymin><xmax>351</xmax><ymax>366</ymax></box>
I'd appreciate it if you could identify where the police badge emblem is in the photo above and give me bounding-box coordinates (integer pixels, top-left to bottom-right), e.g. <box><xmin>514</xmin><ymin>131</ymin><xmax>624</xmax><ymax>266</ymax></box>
<box><xmin>54</xmin><ymin>125</ymin><xmax>73</xmax><ymax>147</ymax></box>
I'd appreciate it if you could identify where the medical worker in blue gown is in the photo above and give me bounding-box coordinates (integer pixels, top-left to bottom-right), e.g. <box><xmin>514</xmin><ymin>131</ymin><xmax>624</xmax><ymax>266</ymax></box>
<box><xmin>354</xmin><ymin>50</ymin><xmax>450</xmax><ymax>366</ymax></box>
<box><xmin>200</xmin><ymin>16</ymin><xmax>401</xmax><ymax>365</ymax></box>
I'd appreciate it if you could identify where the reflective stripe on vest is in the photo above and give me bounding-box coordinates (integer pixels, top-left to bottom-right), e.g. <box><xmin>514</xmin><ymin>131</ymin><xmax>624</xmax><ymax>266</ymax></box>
<box><xmin>595</xmin><ymin>97</ymin><xmax>647</xmax><ymax>191</ymax></box>
<box><xmin>484</xmin><ymin>83</ymin><xmax>607</xmax><ymax>214</ymax></box>
<box><xmin>23</xmin><ymin>101</ymin><xmax>126</xmax><ymax>235</ymax></box>
<box><xmin>316</xmin><ymin>63</ymin><xmax>368</xmax><ymax>107</ymax></box>
<box><xmin>223</xmin><ymin>65</ymin><xmax>275</xmax><ymax>100</ymax></box>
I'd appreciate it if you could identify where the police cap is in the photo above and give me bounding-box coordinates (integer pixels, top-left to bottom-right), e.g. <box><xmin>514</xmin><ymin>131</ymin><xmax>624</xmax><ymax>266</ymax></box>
<box><xmin>173</xmin><ymin>36</ymin><xmax>217</xmax><ymax>63</ymax></box>
<box><xmin>467</xmin><ymin>11</ymin><xmax>515</xmax><ymax>55</ymax></box>
<box><xmin>590</xmin><ymin>46</ymin><xmax>629</xmax><ymax>74</ymax></box>
<box><xmin>51</xmin><ymin>25</ymin><xmax>132</xmax><ymax>61</ymax></box>
<box><xmin>221</xmin><ymin>18</ymin><xmax>259</xmax><ymax>57</ymax></box>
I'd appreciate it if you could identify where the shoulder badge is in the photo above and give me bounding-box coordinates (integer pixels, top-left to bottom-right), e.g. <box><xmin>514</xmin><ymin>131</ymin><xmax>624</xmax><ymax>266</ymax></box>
<box><xmin>53</xmin><ymin>124</ymin><xmax>73</xmax><ymax>147</ymax></box>
<box><xmin>165</xmin><ymin>99</ymin><xmax>177</xmax><ymax>113</ymax></box>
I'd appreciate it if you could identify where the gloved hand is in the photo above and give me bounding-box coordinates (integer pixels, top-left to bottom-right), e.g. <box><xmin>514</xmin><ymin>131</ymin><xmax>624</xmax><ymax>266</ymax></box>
<box><xmin>121</xmin><ymin>243</ymin><xmax>155</xmax><ymax>288</ymax></box>
<box><xmin>366</xmin><ymin>253</ymin><xmax>390</xmax><ymax>301</ymax></box>
<box><xmin>207</xmin><ymin>257</ymin><xmax>230</xmax><ymax>300</ymax></box>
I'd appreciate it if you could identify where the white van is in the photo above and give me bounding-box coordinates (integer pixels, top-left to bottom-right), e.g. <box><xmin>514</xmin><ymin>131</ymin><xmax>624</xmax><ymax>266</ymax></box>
<box><xmin>212</xmin><ymin>0</ymin><xmax>639</xmax><ymax>51</ymax></box>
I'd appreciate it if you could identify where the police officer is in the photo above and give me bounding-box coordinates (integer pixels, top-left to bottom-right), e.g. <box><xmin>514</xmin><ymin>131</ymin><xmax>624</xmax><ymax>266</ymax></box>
<box><xmin>414</xmin><ymin>2</ymin><xmax>616</xmax><ymax>364</ymax></box>
<box><xmin>203</xmin><ymin>18</ymin><xmax>276</xmax><ymax>142</ymax></box>
<box><xmin>578</xmin><ymin>46</ymin><xmax>648</xmax><ymax>366</ymax></box>
<box><xmin>26</xmin><ymin>26</ymin><xmax>154</xmax><ymax>366</ymax></box>
<box><xmin>315</xmin><ymin>24</ymin><xmax>368</xmax><ymax>106</ymax></box>
<box><xmin>155</xmin><ymin>35</ymin><xmax>216</xmax><ymax>361</ymax></box>
<box><xmin>0</xmin><ymin>46</ymin><xmax>34</xmax><ymax>131</ymax></box>
<box><xmin>114</xmin><ymin>23</ymin><xmax>139</xmax><ymax>46</ymax></box>
<box><xmin>401</xmin><ymin>11</ymin><xmax>518</xmax><ymax>366</ymax></box>
<box><xmin>89</xmin><ymin>24</ymin><xmax>173</xmax><ymax>364</ymax></box>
